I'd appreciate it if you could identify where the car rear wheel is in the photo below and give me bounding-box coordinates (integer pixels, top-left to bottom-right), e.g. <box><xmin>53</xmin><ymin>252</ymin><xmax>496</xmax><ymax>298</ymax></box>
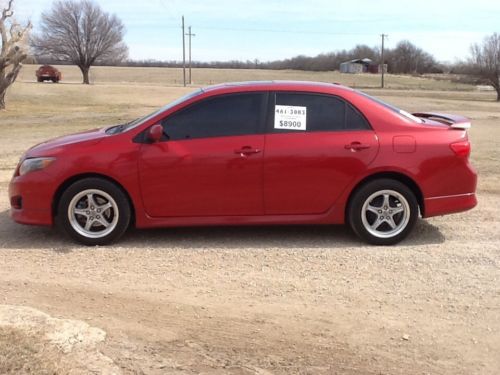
<box><xmin>56</xmin><ymin>178</ymin><xmax>131</xmax><ymax>246</ymax></box>
<box><xmin>348</xmin><ymin>179</ymin><xmax>418</xmax><ymax>245</ymax></box>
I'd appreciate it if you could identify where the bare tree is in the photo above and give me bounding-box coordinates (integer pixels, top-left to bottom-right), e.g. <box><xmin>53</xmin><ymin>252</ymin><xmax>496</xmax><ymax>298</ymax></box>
<box><xmin>469</xmin><ymin>33</ymin><xmax>500</xmax><ymax>101</ymax></box>
<box><xmin>31</xmin><ymin>0</ymin><xmax>127</xmax><ymax>84</ymax></box>
<box><xmin>386</xmin><ymin>40</ymin><xmax>438</xmax><ymax>75</ymax></box>
<box><xmin>0</xmin><ymin>0</ymin><xmax>31</xmax><ymax>110</ymax></box>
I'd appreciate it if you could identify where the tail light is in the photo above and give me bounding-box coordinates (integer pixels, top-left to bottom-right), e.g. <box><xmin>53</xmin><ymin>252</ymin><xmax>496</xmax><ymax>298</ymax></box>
<box><xmin>450</xmin><ymin>141</ymin><xmax>471</xmax><ymax>158</ymax></box>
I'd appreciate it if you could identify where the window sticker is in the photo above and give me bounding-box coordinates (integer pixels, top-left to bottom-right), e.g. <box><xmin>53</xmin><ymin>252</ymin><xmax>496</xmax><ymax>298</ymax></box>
<box><xmin>274</xmin><ymin>105</ymin><xmax>307</xmax><ymax>131</ymax></box>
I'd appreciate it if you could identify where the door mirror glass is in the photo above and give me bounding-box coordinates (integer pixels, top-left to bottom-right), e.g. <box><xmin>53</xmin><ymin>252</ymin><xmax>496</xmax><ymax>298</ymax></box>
<box><xmin>147</xmin><ymin>124</ymin><xmax>164</xmax><ymax>143</ymax></box>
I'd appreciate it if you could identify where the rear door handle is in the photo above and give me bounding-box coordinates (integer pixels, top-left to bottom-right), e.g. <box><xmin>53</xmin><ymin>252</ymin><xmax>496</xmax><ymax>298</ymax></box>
<box><xmin>234</xmin><ymin>146</ymin><xmax>261</xmax><ymax>157</ymax></box>
<box><xmin>345</xmin><ymin>142</ymin><xmax>371</xmax><ymax>151</ymax></box>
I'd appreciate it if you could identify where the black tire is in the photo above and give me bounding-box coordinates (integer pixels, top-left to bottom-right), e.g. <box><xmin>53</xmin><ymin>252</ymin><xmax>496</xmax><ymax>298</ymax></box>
<box><xmin>348</xmin><ymin>179</ymin><xmax>419</xmax><ymax>246</ymax></box>
<box><xmin>56</xmin><ymin>178</ymin><xmax>131</xmax><ymax>246</ymax></box>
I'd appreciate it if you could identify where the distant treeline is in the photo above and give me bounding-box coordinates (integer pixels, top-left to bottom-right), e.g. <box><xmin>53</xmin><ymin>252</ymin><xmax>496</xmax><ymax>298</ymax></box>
<box><xmin>36</xmin><ymin>40</ymin><xmax>448</xmax><ymax>74</ymax></box>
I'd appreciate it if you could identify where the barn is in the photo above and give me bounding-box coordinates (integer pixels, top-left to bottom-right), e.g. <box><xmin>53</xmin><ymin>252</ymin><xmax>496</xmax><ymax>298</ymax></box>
<box><xmin>340</xmin><ymin>58</ymin><xmax>383</xmax><ymax>74</ymax></box>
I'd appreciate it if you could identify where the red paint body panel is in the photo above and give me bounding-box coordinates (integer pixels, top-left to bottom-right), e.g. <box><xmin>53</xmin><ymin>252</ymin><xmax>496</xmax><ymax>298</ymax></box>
<box><xmin>9</xmin><ymin>81</ymin><xmax>477</xmax><ymax>232</ymax></box>
<box><xmin>263</xmin><ymin>130</ymin><xmax>379</xmax><ymax>215</ymax></box>
<box><xmin>138</xmin><ymin>135</ymin><xmax>265</xmax><ymax>217</ymax></box>
<box><xmin>424</xmin><ymin>193</ymin><xmax>477</xmax><ymax>218</ymax></box>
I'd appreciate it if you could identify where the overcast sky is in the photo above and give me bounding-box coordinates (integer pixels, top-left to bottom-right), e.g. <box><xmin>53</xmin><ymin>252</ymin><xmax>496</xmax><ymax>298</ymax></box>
<box><xmin>9</xmin><ymin>0</ymin><xmax>500</xmax><ymax>63</ymax></box>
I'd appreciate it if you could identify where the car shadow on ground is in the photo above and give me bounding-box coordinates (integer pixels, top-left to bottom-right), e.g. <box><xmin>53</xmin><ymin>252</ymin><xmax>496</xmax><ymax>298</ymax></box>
<box><xmin>19</xmin><ymin>80</ymin><xmax>92</xmax><ymax>86</ymax></box>
<box><xmin>0</xmin><ymin>210</ymin><xmax>445</xmax><ymax>251</ymax></box>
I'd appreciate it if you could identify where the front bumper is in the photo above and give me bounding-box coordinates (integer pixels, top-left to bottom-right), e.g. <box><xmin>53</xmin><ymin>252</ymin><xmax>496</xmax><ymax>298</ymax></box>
<box><xmin>8</xmin><ymin>173</ymin><xmax>54</xmax><ymax>226</ymax></box>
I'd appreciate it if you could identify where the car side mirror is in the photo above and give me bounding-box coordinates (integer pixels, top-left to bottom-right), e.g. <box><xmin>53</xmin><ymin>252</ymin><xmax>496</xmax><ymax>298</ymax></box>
<box><xmin>147</xmin><ymin>124</ymin><xmax>164</xmax><ymax>143</ymax></box>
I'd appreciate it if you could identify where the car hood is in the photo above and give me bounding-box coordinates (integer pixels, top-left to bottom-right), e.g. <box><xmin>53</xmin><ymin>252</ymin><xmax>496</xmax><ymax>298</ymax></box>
<box><xmin>26</xmin><ymin>127</ymin><xmax>108</xmax><ymax>158</ymax></box>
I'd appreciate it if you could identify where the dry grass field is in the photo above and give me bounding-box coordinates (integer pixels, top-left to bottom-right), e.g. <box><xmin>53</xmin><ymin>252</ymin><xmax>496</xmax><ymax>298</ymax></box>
<box><xmin>0</xmin><ymin>66</ymin><xmax>499</xmax><ymax>374</ymax></box>
<box><xmin>18</xmin><ymin>64</ymin><xmax>475</xmax><ymax>90</ymax></box>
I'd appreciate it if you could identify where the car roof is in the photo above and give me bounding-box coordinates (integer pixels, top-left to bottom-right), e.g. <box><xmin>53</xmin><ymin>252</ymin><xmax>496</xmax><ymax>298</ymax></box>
<box><xmin>201</xmin><ymin>80</ymin><xmax>354</xmax><ymax>95</ymax></box>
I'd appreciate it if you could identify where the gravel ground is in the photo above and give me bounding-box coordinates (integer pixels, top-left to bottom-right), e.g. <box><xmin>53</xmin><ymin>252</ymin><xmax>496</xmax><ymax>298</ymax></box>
<box><xmin>0</xmin><ymin>189</ymin><xmax>499</xmax><ymax>374</ymax></box>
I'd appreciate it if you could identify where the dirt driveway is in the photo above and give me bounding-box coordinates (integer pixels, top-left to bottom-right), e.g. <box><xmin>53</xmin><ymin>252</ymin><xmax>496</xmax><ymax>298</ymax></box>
<box><xmin>1</xmin><ymin>79</ymin><xmax>499</xmax><ymax>374</ymax></box>
<box><xmin>1</xmin><ymin>189</ymin><xmax>499</xmax><ymax>374</ymax></box>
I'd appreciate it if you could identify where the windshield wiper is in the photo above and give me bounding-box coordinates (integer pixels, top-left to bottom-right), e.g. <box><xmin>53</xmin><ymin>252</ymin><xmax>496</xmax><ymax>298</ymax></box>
<box><xmin>106</xmin><ymin>123</ymin><xmax>128</xmax><ymax>134</ymax></box>
<box><xmin>110</xmin><ymin>117</ymin><xmax>141</xmax><ymax>133</ymax></box>
<box><xmin>114</xmin><ymin>124</ymin><xmax>127</xmax><ymax>133</ymax></box>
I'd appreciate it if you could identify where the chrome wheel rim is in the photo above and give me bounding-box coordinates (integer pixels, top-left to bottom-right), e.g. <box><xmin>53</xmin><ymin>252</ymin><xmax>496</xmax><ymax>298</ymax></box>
<box><xmin>68</xmin><ymin>189</ymin><xmax>119</xmax><ymax>239</ymax></box>
<box><xmin>361</xmin><ymin>189</ymin><xmax>410</xmax><ymax>239</ymax></box>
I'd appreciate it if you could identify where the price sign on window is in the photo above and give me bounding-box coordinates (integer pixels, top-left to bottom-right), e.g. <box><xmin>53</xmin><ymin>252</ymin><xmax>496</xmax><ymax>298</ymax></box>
<box><xmin>274</xmin><ymin>105</ymin><xmax>307</xmax><ymax>131</ymax></box>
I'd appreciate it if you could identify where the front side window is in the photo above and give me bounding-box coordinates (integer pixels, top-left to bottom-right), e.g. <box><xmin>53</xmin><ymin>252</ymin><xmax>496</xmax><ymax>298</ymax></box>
<box><xmin>161</xmin><ymin>93</ymin><xmax>265</xmax><ymax>140</ymax></box>
<box><xmin>272</xmin><ymin>93</ymin><xmax>371</xmax><ymax>133</ymax></box>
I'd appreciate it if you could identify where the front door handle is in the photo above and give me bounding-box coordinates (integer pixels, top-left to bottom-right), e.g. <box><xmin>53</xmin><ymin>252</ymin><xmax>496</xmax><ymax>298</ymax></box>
<box><xmin>234</xmin><ymin>146</ymin><xmax>261</xmax><ymax>157</ymax></box>
<box><xmin>345</xmin><ymin>142</ymin><xmax>371</xmax><ymax>151</ymax></box>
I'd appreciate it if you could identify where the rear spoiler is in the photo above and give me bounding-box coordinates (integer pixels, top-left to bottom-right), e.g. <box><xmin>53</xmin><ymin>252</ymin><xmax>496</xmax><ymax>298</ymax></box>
<box><xmin>412</xmin><ymin>112</ymin><xmax>471</xmax><ymax>130</ymax></box>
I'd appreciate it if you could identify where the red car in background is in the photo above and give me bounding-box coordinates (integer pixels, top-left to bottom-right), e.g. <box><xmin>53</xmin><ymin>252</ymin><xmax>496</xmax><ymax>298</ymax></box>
<box><xmin>36</xmin><ymin>65</ymin><xmax>62</xmax><ymax>83</ymax></box>
<box><xmin>9</xmin><ymin>81</ymin><xmax>477</xmax><ymax>246</ymax></box>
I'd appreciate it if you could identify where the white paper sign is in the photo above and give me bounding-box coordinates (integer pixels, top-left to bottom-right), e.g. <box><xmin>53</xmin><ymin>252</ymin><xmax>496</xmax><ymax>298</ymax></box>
<box><xmin>274</xmin><ymin>105</ymin><xmax>307</xmax><ymax>130</ymax></box>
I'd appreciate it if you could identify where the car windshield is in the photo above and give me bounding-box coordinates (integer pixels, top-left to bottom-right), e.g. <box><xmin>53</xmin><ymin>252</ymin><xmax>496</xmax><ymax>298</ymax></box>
<box><xmin>357</xmin><ymin>90</ymin><xmax>423</xmax><ymax>123</ymax></box>
<box><xmin>111</xmin><ymin>89</ymin><xmax>204</xmax><ymax>133</ymax></box>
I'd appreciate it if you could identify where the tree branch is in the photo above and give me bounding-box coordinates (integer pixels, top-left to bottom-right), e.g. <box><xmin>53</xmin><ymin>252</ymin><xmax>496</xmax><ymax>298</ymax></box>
<box><xmin>1</xmin><ymin>0</ymin><xmax>14</xmax><ymax>22</ymax></box>
<box><xmin>30</xmin><ymin>0</ymin><xmax>127</xmax><ymax>84</ymax></box>
<box><xmin>1</xmin><ymin>0</ymin><xmax>30</xmax><ymax>109</ymax></box>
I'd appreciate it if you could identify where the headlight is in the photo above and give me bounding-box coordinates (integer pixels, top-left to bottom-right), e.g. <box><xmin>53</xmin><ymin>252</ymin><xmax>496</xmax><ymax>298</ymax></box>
<box><xmin>18</xmin><ymin>157</ymin><xmax>56</xmax><ymax>176</ymax></box>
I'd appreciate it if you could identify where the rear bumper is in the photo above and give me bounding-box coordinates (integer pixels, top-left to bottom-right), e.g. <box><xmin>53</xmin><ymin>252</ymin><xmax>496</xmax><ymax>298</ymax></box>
<box><xmin>423</xmin><ymin>193</ymin><xmax>477</xmax><ymax>218</ymax></box>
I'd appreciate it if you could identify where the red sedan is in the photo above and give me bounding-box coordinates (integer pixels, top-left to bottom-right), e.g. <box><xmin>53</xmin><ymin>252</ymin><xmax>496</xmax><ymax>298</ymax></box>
<box><xmin>36</xmin><ymin>65</ymin><xmax>62</xmax><ymax>83</ymax></box>
<box><xmin>9</xmin><ymin>81</ymin><xmax>477</xmax><ymax>245</ymax></box>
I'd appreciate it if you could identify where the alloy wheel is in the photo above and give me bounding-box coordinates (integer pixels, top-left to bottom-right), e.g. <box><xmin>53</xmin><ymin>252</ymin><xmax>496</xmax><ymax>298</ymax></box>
<box><xmin>67</xmin><ymin>189</ymin><xmax>119</xmax><ymax>239</ymax></box>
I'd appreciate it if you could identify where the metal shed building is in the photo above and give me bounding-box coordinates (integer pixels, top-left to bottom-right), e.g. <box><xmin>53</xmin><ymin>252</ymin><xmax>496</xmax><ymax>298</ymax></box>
<box><xmin>340</xmin><ymin>58</ymin><xmax>377</xmax><ymax>74</ymax></box>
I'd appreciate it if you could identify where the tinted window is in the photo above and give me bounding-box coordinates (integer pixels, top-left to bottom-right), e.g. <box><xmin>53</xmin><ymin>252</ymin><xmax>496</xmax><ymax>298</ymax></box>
<box><xmin>162</xmin><ymin>93</ymin><xmax>265</xmax><ymax>140</ymax></box>
<box><xmin>356</xmin><ymin>90</ymin><xmax>422</xmax><ymax>123</ymax></box>
<box><xmin>273</xmin><ymin>93</ymin><xmax>370</xmax><ymax>132</ymax></box>
<box><xmin>346</xmin><ymin>103</ymin><xmax>371</xmax><ymax>130</ymax></box>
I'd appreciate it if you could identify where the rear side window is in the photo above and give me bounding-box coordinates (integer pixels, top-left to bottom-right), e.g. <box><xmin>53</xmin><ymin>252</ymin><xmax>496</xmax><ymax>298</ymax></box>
<box><xmin>162</xmin><ymin>93</ymin><xmax>265</xmax><ymax>140</ymax></box>
<box><xmin>346</xmin><ymin>102</ymin><xmax>371</xmax><ymax>130</ymax></box>
<box><xmin>273</xmin><ymin>93</ymin><xmax>370</xmax><ymax>132</ymax></box>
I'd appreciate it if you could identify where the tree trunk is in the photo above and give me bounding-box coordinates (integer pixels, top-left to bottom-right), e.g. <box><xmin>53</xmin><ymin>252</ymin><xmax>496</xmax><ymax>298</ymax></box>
<box><xmin>494</xmin><ymin>76</ymin><xmax>500</xmax><ymax>102</ymax></box>
<box><xmin>0</xmin><ymin>90</ymin><xmax>6</xmax><ymax>111</ymax></box>
<box><xmin>79</xmin><ymin>66</ymin><xmax>91</xmax><ymax>84</ymax></box>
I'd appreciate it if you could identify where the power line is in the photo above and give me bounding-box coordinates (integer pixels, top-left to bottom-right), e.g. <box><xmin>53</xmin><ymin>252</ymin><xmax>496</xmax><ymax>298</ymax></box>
<box><xmin>159</xmin><ymin>24</ymin><xmax>380</xmax><ymax>38</ymax></box>
<box><xmin>157</xmin><ymin>0</ymin><xmax>181</xmax><ymax>21</ymax></box>
<box><xmin>196</xmin><ymin>25</ymin><xmax>376</xmax><ymax>36</ymax></box>
<box><xmin>159</xmin><ymin>24</ymin><xmax>378</xmax><ymax>36</ymax></box>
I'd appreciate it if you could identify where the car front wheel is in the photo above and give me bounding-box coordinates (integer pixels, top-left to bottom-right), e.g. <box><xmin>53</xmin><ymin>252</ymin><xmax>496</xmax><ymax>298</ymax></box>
<box><xmin>56</xmin><ymin>178</ymin><xmax>131</xmax><ymax>246</ymax></box>
<box><xmin>348</xmin><ymin>179</ymin><xmax>418</xmax><ymax>245</ymax></box>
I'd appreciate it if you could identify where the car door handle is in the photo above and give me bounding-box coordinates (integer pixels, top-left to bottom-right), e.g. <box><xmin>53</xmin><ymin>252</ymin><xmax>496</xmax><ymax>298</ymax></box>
<box><xmin>345</xmin><ymin>142</ymin><xmax>371</xmax><ymax>151</ymax></box>
<box><xmin>234</xmin><ymin>146</ymin><xmax>261</xmax><ymax>156</ymax></box>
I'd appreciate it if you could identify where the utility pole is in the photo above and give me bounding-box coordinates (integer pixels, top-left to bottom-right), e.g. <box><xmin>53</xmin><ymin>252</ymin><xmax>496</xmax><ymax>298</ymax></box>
<box><xmin>380</xmin><ymin>34</ymin><xmax>388</xmax><ymax>88</ymax></box>
<box><xmin>186</xmin><ymin>26</ymin><xmax>196</xmax><ymax>84</ymax></box>
<box><xmin>182</xmin><ymin>16</ymin><xmax>186</xmax><ymax>87</ymax></box>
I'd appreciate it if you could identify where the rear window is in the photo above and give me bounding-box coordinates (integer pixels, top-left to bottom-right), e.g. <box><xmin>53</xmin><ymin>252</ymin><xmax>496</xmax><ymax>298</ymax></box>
<box><xmin>356</xmin><ymin>90</ymin><xmax>423</xmax><ymax>123</ymax></box>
